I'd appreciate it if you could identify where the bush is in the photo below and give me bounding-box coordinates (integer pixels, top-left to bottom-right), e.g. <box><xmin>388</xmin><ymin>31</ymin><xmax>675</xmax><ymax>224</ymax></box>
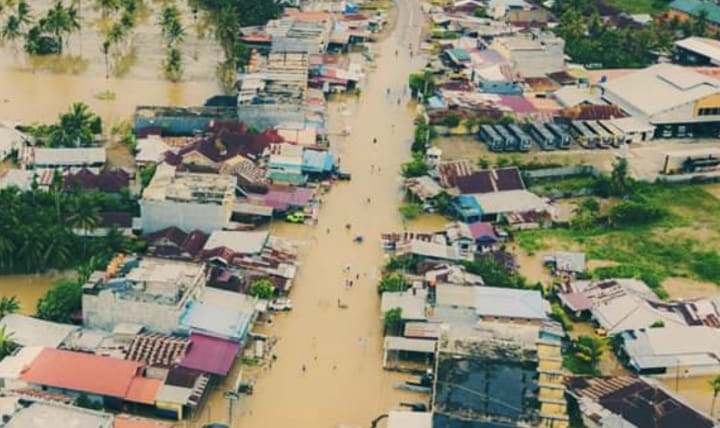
<box><xmin>36</xmin><ymin>279</ymin><xmax>82</xmax><ymax>323</ymax></box>
<box><xmin>609</xmin><ymin>200</ymin><xmax>666</xmax><ymax>226</ymax></box>
<box><xmin>384</xmin><ymin>255</ymin><xmax>419</xmax><ymax>273</ymax></box>
<box><xmin>399</xmin><ymin>202</ymin><xmax>423</xmax><ymax>220</ymax></box>
<box><xmin>691</xmin><ymin>251</ymin><xmax>720</xmax><ymax>283</ymax></box>
<box><xmin>550</xmin><ymin>302</ymin><xmax>573</xmax><ymax>331</ymax></box>
<box><xmin>444</xmin><ymin>113</ymin><xmax>461</xmax><ymax>128</ymax></box>
<box><xmin>401</xmin><ymin>155</ymin><xmax>430</xmax><ymax>178</ymax></box>
<box><xmin>378</xmin><ymin>273</ymin><xmax>409</xmax><ymax>294</ymax></box>
<box><xmin>461</xmin><ymin>258</ymin><xmax>526</xmax><ymax>288</ymax></box>
<box><xmin>249</xmin><ymin>279</ymin><xmax>275</xmax><ymax>299</ymax></box>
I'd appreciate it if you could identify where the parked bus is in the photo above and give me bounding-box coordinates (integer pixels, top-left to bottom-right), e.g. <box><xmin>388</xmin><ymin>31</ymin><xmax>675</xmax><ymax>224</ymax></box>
<box><xmin>583</xmin><ymin>121</ymin><xmax>613</xmax><ymax>149</ymax></box>
<box><xmin>528</xmin><ymin>122</ymin><xmax>556</xmax><ymax>151</ymax></box>
<box><xmin>545</xmin><ymin>123</ymin><xmax>571</xmax><ymax>150</ymax></box>
<box><xmin>479</xmin><ymin>124</ymin><xmax>503</xmax><ymax>152</ymax></box>
<box><xmin>570</xmin><ymin>120</ymin><xmax>598</xmax><ymax>149</ymax></box>
<box><xmin>494</xmin><ymin>124</ymin><xmax>517</xmax><ymax>151</ymax></box>
<box><xmin>599</xmin><ymin>120</ymin><xmax>628</xmax><ymax>147</ymax></box>
<box><xmin>506</xmin><ymin>124</ymin><xmax>532</xmax><ymax>152</ymax></box>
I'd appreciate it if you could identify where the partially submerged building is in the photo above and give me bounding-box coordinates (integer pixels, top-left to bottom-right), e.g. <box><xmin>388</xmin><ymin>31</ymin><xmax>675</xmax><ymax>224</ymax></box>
<box><xmin>82</xmin><ymin>256</ymin><xmax>206</xmax><ymax>334</ymax></box>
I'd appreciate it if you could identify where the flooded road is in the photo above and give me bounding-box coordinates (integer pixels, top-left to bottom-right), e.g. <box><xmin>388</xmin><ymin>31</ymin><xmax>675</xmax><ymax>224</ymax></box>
<box><xmin>0</xmin><ymin>273</ymin><xmax>70</xmax><ymax>315</ymax></box>
<box><xmin>198</xmin><ymin>1</ymin><xmax>428</xmax><ymax>427</ymax></box>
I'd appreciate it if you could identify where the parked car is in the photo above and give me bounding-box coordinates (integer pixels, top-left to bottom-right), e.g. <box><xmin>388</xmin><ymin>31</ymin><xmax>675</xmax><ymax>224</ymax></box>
<box><xmin>335</xmin><ymin>171</ymin><xmax>351</xmax><ymax>181</ymax></box>
<box><xmin>268</xmin><ymin>298</ymin><xmax>293</xmax><ymax>311</ymax></box>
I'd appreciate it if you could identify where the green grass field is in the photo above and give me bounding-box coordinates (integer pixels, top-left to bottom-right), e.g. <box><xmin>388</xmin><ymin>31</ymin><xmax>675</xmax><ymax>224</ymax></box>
<box><xmin>517</xmin><ymin>184</ymin><xmax>720</xmax><ymax>296</ymax></box>
<box><xmin>604</xmin><ymin>0</ymin><xmax>664</xmax><ymax>14</ymax></box>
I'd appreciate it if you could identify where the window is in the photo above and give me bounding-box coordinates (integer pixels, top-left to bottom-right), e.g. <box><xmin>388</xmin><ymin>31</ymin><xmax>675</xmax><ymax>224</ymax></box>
<box><xmin>699</xmin><ymin>107</ymin><xmax>720</xmax><ymax>116</ymax></box>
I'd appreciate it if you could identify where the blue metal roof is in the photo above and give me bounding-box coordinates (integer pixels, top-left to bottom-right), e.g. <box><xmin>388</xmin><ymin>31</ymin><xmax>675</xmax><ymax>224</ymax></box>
<box><xmin>302</xmin><ymin>150</ymin><xmax>335</xmax><ymax>173</ymax></box>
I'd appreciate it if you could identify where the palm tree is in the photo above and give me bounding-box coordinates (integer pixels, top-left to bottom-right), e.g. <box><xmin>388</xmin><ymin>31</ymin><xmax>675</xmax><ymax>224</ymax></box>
<box><xmin>101</xmin><ymin>38</ymin><xmax>110</xmax><ymax>77</ymax></box>
<box><xmin>2</xmin><ymin>15</ymin><xmax>22</xmax><ymax>49</ymax></box>
<box><xmin>158</xmin><ymin>4</ymin><xmax>178</xmax><ymax>36</ymax></box>
<box><xmin>96</xmin><ymin>0</ymin><xmax>118</xmax><ymax>18</ymax></box>
<box><xmin>65</xmin><ymin>2</ymin><xmax>81</xmax><ymax>50</ymax></box>
<box><xmin>710</xmin><ymin>375</ymin><xmax>720</xmax><ymax>417</ymax></box>
<box><xmin>43</xmin><ymin>1</ymin><xmax>71</xmax><ymax>53</ymax></box>
<box><xmin>0</xmin><ymin>325</ymin><xmax>16</xmax><ymax>359</ymax></box>
<box><xmin>0</xmin><ymin>296</ymin><xmax>20</xmax><ymax>319</ymax></box>
<box><xmin>107</xmin><ymin>20</ymin><xmax>126</xmax><ymax>54</ymax></box>
<box><xmin>67</xmin><ymin>196</ymin><xmax>99</xmax><ymax>257</ymax></box>
<box><xmin>163</xmin><ymin>45</ymin><xmax>182</xmax><ymax>81</ymax></box>
<box><xmin>15</xmin><ymin>1</ymin><xmax>32</xmax><ymax>29</ymax></box>
<box><xmin>165</xmin><ymin>18</ymin><xmax>183</xmax><ymax>47</ymax></box>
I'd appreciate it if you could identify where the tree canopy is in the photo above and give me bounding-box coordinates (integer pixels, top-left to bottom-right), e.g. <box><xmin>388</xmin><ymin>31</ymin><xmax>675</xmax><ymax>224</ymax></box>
<box><xmin>36</xmin><ymin>279</ymin><xmax>82</xmax><ymax>323</ymax></box>
<box><xmin>249</xmin><ymin>278</ymin><xmax>275</xmax><ymax>299</ymax></box>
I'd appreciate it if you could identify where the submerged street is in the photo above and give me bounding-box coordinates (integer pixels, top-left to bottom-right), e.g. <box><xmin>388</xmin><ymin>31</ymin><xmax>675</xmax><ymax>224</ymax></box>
<box><xmin>198</xmin><ymin>1</ymin><xmax>428</xmax><ymax>427</ymax></box>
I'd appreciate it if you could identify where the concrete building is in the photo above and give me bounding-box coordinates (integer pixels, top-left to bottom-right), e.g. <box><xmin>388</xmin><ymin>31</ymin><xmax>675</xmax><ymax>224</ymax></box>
<box><xmin>22</xmin><ymin>147</ymin><xmax>106</xmax><ymax>173</ymax></box>
<box><xmin>600</xmin><ymin>63</ymin><xmax>720</xmax><ymax>137</ymax></box>
<box><xmin>82</xmin><ymin>256</ymin><xmax>206</xmax><ymax>334</ymax></box>
<box><xmin>493</xmin><ymin>32</ymin><xmax>565</xmax><ymax>78</ymax></box>
<box><xmin>140</xmin><ymin>164</ymin><xmax>236</xmax><ymax>233</ymax></box>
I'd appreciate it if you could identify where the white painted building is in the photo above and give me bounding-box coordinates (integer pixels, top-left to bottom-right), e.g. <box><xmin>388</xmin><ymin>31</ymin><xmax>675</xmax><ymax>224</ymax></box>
<box><xmin>140</xmin><ymin>164</ymin><xmax>236</xmax><ymax>233</ymax></box>
<box><xmin>493</xmin><ymin>32</ymin><xmax>565</xmax><ymax>78</ymax></box>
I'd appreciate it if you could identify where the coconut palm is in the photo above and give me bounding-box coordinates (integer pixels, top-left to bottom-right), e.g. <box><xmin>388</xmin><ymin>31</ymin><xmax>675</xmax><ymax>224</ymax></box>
<box><xmin>43</xmin><ymin>1</ymin><xmax>72</xmax><ymax>52</ymax></box>
<box><xmin>101</xmin><ymin>38</ymin><xmax>110</xmax><ymax>77</ymax></box>
<box><xmin>96</xmin><ymin>0</ymin><xmax>118</xmax><ymax>18</ymax></box>
<box><xmin>165</xmin><ymin>18</ymin><xmax>183</xmax><ymax>47</ymax></box>
<box><xmin>163</xmin><ymin>45</ymin><xmax>182</xmax><ymax>81</ymax></box>
<box><xmin>15</xmin><ymin>1</ymin><xmax>31</xmax><ymax>29</ymax></box>
<box><xmin>0</xmin><ymin>296</ymin><xmax>20</xmax><ymax>319</ymax></box>
<box><xmin>158</xmin><ymin>4</ymin><xmax>178</xmax><ymax>36</ymax></box>
<box><xmin>2</xmin><ymin>15</ymin><xmax>22</xmax><ymax>48</ymax></box>
<box><xmin>67</xmin><ymin>196</ymin><xmax>99</xmax><ymax>257</ymax></box>
<box><xmin>65</xmin><ymin>3</ymin><xmax>80</xmax><ymax>47</ymax></box>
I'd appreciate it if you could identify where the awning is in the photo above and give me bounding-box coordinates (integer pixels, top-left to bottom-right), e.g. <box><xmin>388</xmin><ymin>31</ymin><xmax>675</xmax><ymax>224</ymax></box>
<box><xmin>384</xmin><ymin>336</ymin><xmax>436</xmax><ymax>353</ymax></box>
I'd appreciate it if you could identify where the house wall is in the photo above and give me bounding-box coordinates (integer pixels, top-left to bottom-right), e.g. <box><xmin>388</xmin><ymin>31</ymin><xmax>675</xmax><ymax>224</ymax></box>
<box><xmin>140</xmin><ymin>199</ymin><xmax>231</xmax><ymax>234</ymax></box>
<box><xmin>82</xmin><ymin>291</ymin><xmax>184</xmax><ymax>334</ymax></box>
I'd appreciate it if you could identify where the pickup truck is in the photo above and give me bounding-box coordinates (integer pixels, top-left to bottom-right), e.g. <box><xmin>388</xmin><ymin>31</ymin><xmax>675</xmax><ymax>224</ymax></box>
<box><xmin>268</xmin><ymin>298</ymin><xmax>293</xmax><ymax>311</ymax></box>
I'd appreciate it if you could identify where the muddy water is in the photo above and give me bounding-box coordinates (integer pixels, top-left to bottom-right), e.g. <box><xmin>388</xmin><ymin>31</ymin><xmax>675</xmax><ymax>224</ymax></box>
<box><xmin>0</xmin><ymin>273</ymin><xmax>70</xmax><ymax>315</ymax></box>
<box><xmin>0</xmin><ymin>70</ymin><xmax>218</xmax><ymax>125</ymax></box>
<box><xmin>197</xmin><ymin>1</ymin><xmax>428</xmax><ymax>427</ymax></box>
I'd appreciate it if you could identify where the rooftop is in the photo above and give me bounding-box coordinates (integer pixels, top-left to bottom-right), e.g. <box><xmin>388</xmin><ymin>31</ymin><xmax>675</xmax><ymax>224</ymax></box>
<box><xmin>473</xmin><ymin>189</ymin><xmax>548</xmax><ymax>216</ymax></box>
<box><xmin>623</xmin><ymin>326</ymin><xmax>720</xmax><ymax>370</ymax></box>
<box><xmin>474</xmin><ymin>286</ymin><xmax>548</xmax><ymax>320</ymax></box>
<box><xmin>381</xmin><ymin>289</ymin><xmax>428</xmax><ymax>321</ymax></box>
<box><xmin>142</xmin><ymin>164</ymin><xmax>236</xmax><ymax>204</ymax></box>
<box><xmin>31</xmin><ymin>147</ymin><xmax>106</xmax><ymax>166</ymax></box>
<box><xmin>676</xmin><ymin>37</ymin><xmax>720</xmax><ymax>65</ymax></box>
<box><xmin>455</xmin><ymin>167</ymin><xmax>525</xmax><ymax>194</ymax></box>
<box><xmin>179</xmin><ymin>333</ymin><xmax>241</xmax><ymax>375</ymax></box>
<box><xmin>203</xmin><ymin>230</ymin><xmax>269</xmax><ymax>255</ymax></box>
<box><xmin>567</xmin><ymin>376</ymin><xmax>716</xmax><ymax>428</ymax></box>
<box><xmin>114</xmin><ymin>414</ymin><xmax>177</xmax><ymax>428</ymax></box>
<box><xmin>20</xmin><ymin>348</ymin><xmax>143</xmax><ymax>399</ymax></box>
<box><xmin>386</xmin><ymin>411</ymin><xmax>433</xmax><ymax>428</ymax></box>
<box><xmin>85</xmin><ymin>257</ymin><xmax>205</xmax><ymax>306</ymax></box>
<box><xmin>669</xmin><ymin>0</ymin><xmax>720</xmax><ymax>24</ymax></box>
<box><xmin>3</xmin><ymin>401</ymin><xmax>113</xmax><ymax>428</ymax></box>
<box><xmin>0</xmin><ymin>314</ymin><xmax>78</xmax><ymax>349</ymax></box>
<box><xmin>601</xmin><ymin>63</ymin><xmax>720</xmax><ymax>119</ymax></box>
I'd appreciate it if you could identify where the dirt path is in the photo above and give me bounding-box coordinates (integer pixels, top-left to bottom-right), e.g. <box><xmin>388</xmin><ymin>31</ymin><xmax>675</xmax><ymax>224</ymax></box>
<box><xmin>196</xmin><ymin>1</ymin><xmax>428</xmax><ymax>427</ymax></box>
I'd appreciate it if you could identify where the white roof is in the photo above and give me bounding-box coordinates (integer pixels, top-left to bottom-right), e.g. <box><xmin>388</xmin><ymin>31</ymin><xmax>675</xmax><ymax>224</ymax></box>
<box><xmin>155</xmin><ymin>384</ymin><xmax>192</xmax><ymax>404</ymax></box>
<box><xmin>135</xmin><ymin>135</ymin><xmax>177</xmax><ymax>164</ymax></box>
<box><xmin>33</xmin><ymin>147</ymin><xmax>106</xmax><ymax>166</ymax></box>
<box><xmin>605</xmin><ymin>117</ymin><xmax>655</xmax><ymax>134</ymax></box>
<box><xmin>0</xmin><ymin>346</ymin><xmax>43</xmax><ymax>380</ymax></box>
<box><xmin>0</xmin><ymin>169</ymin><xmax>34</xmax><ymax>191</ymax></box>
<box><xmin>473</xmin><ymin>189</ymin><xmax>548</xmax><ymax>216</ymax></box>
<box><xmin>381</xmin><ymin>289</ymin><xmax>428</xmax><ymax>321</ymax></box>
<box><xmin>435</xmin><ymin>284</ymin><xmax>478</xmax><ymax>308</ymax></box>
<box><xmin>474</xmin><ymin>286</ymin><xmax>548</xmax><ymax>320</ymax></box>
<box><xmin>676</xmin><ymin>37</ymin><xmax>720</xmax><ymax>65</ymax></box>
<box><xmin>592</xmin><ymin>294</ymin><xmax>686</xmax><ymax>334</ymax></box>
<box><xmin>204</xmin><ymin>230</ymin><xmax>269</xmax><ymax>254</ymax></box>
<box><xmin>0</xmin><ymin>126</ymin><xmax>28</xmax><ymax>155</ymax></box>
<box><xmin>383</xmin><ymin>337</ymin><xmax>436</xmax><ymax>353</ymax></box>
<box><xmin>624</xmin><ymin>326</ymin><xmax>720</xmax><ymax>370</ymax></box>
<box><xmin>5</xmin><ymin>402</ymin><xmax>112</xmax><ymax>428</ymax></box>
<box><xmin>601</xmin><ymin>63</ymin><xmax>720</xmax><ymax>119</ymax></box>
<box><xmin>200</xmin><ymin>287</ymin><xmax>257</xmax><ymax>314</ymax></box>
<box><xmin>386</xmin><ymin>411</ymin><xmax>433</xmax><ymax>428</ymax></box>
<box><xmin>0</xmin><ymin>314</ymin><xmax>79</xmax><ymax>348</ymax></box>
<box><xmin>553</xmin><ymin>86</ymin><xmax>599</xmax><ymax>107</ymax></box>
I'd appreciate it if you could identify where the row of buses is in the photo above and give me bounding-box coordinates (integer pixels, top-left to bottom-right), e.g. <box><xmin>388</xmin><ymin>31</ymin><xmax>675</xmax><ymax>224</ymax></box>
<box><xmin>479</xmin><ymin>123</ymin><xmax>571</xmax><ymax>152</ymax></box>
<box><xmin>568</xmin><ymin>120</ymin><xmax>632</xmax><ymax>149</ymax></box>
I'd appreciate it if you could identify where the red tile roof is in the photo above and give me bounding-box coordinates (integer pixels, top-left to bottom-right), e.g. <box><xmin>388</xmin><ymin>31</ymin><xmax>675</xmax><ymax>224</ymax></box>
<box><xmin>64</xmin><ymin>168</ymin><xmax>130</xmax><ymax>192</ymax></box>
<box><xmin>179</xmin><ymin>333</ymin><xmax>241</xmax><ymax>376</ymax></box>
<box><xmin>20</xmin><ymin>348</ymin><xmax>142</xmax><ymax>399</ymax></box>
<box><xmin>125</xmin><ymin>377</ymin><xmax>162</xmax><ymax>404</ymax></box>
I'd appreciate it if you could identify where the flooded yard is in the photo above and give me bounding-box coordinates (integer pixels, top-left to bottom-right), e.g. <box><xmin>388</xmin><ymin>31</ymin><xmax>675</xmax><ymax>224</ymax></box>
<box><xmin>0</xmin><ymin>272</ymin><xmax>70</xmax><ymax>315</ymax></box>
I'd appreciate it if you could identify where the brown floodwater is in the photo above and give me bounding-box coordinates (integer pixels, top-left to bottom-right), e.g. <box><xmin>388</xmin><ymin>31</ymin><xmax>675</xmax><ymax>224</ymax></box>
<box><xmin>196</xmin><ymin>1</ymin><xmax>429</xmax><ymax>427</ymax></box>
<box><xmin>0</xmin><ymin>272</ymin><xmax>70</xmax><ymax>315</ymax></box>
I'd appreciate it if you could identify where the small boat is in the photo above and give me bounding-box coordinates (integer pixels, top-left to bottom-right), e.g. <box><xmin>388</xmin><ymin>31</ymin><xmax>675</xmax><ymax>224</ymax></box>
<box><xmin>393</xmin><ymin>382</ymin><xmax>431</xmax><ymax>393</ymax></box>
<box><xmin>337</xmin><ymin>299</ymin><xmax>349</xmax><ymax>309</ymax></box>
